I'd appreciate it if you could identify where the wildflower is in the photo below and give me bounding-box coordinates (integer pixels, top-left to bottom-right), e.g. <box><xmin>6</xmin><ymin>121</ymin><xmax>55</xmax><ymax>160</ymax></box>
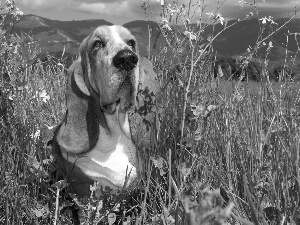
<box><xmin>112</xmin><ymin>203</ymin><xmax>120</xmax><ymax>212</ymax></box>
<box><xmin>246</xmin><ymin>12</ymin><xmax>253</xmax><ymax>18</ymax></box>
<box><xmin>30</xmin><ymin>129</ymin><xmax>40</xmax><ymax>140</ymax></box>
<box><xmin>46</xmin><ymin>125</ymin><xmax>56</xmax><ymax>130</ymax></box>
<box><xmin>191</xmin><ymin>103</ymin><xmax>205</xmax><ymax>117</ymax></box>
<box><xmin>178</xmin><ymin>78</ymin><xmax>183</xmax><ymax>87</ymax></box>
<box><xmin>166</xmin><ymin>5</ymin><xmax>179</xmax><ymax>15</ymax></box>
<box><xmin>268</xmin><ymin>41</ymin><xmax>273</xmax><ymax>48</ymax></box>
<box><xmin>216</xmin><ymin>13</ymin><xmax>225</xmax><ymax>25</ymax></box>
<box><xmin>184</xmin><ymin>31</ymin><xmax>196</xmax><ymax>40</ymax></box>
<box><xmin>239</xmin><ymin>0</ymin><xmax>246</xmax><ymax>7</ymax></box>
<box><xmin>12</xmin><ymin>7</ymin><xmax>23</xmax><ymax>16</ymax></box>
<box><xmin>156</xmin><ymin>0</ymin><xmax>164</xmax><ymax>6</ymax></box>
<box><xmin>162</xmin><ymin>47</ymin><xmax>168</xmax><ymax>53</ymax></box>
<box><xmin>39</xmin><ymin>90</ymin><xmax>50</xmax><ymax>103</ymax></box>
<box><xmin>8</xmin><ymin>89</ymin><xmax>15</xmax><ymax>100</ymax></box>
<box><xmin>206</xmin><ymin>12</ymin><xmax>225</xmax><ymax>25</ymax></box>
<box><xmin>151</xmin><ymin>156</ymin><xmax>166</xmax><ymax>176</ymax></box>
<box><xmin>5</xmin><ymin>0</ymin><xmax>14</xmax><ymax>10</ymax></box>
<box><xmin>259</xmin><ymin>16</ymin><xmax>278</xmax><ymax>25</ymax></box>
<box><xmin>5</xmin><ymin>0</ymin><xmax>23</xmax><ymax>16</ymax></box>
<box><xmin>260</xmin><ymin>16</ymin><xmax>267</xmax><ymax>24</ymax></box>
<box><xmin>57</xmin><ymin>62</ymin><xmax>64</xmax><ymax>69</ymax></box>
<box><xmin>16</xmin><ymin>8</ymin><xmax>24</xmax><ymax>16</ymax></box>
<box><xmin>161</xmin><ymin>17</ymin><xmax>172</xmax><ymax>31</ymax></box>
<box><xmin>218</xmin><ymin>64</ymin><xmax>224</xmax><ymax>77</ymax></box>
<box><xmin>162</xmin><ymin>23</ymin><xmax>172</xmax><ymax>31</ymax></box>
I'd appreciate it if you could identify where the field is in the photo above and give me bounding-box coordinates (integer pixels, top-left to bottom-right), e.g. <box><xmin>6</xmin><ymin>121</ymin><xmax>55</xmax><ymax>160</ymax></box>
<box><xmin>1</xmin><ymin>1</ymin><xmax>300</xmax><ymax>225</ymax></box>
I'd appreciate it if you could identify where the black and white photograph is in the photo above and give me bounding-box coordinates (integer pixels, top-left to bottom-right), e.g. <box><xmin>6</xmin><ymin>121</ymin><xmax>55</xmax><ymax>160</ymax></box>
<box><xmin>1</xmin><ymin>0</ymin><xmax>300</xmax><ymax>224</ymax></box>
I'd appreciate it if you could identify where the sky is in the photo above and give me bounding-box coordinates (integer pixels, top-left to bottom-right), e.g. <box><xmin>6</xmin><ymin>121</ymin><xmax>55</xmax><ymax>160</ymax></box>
<box><xmin>15</xmin><ymin>0</ymin><xmax>300</xmax><ymax>24</ymax></box>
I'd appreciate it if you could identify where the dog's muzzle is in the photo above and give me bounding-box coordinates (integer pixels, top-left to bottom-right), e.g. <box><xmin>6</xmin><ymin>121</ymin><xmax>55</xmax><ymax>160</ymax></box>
<box><xmin>113</xmin><ymin>50</ymin><xmax>138</xmax><ymax>71</ymax></box>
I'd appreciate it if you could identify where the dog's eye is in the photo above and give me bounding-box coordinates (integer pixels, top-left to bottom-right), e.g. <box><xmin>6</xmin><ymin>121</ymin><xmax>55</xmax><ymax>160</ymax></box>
<box><xmin>93</xmin><ymin>40</ymin><xmax>104</xmax><ymax>49</ymax></box>
<box><xmin>127</xmin><ymin>39</ymin><xmax>135</xmax><ymax>48</ymax></box>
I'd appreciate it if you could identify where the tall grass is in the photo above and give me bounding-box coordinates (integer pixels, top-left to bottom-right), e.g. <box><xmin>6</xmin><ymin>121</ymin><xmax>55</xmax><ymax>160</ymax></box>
<box><xmin>1</xmin><ymin>0</ymin><xmax>300</xmax><ymax>224</ymax></box>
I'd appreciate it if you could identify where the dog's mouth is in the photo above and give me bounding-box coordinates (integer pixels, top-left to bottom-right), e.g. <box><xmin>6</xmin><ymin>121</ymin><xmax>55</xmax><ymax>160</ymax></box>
<box><xmin>101</xmin><ymin>81</ymin><xmax>134</xmax><ymax>115</ymax></box>
<box><xmin>102</xmin><ymin>99</ymin><xmax>121</xmax><ymax>114</ymax></box>
<box><xmin>101</xmin><ymin>97</ymin><xmax>132</xmax><ymax>114</ymax></box>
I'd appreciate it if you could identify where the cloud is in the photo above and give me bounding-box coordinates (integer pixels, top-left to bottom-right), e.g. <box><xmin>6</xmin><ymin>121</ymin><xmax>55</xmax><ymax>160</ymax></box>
<box><xmin>77</xmin><ymin>1</ymin><xmax>129</xmax><ymax>14</ymax></box>
<box><xmin>259</xmin><ymin>0</ymin><xmax>299</xmax><ymax>7</ymax></box>
<box><xmin>75</xmin><ymin>0</ymin><xmax>120</xmax><ymax>3</ymax></box>
<box><xmin>16</xmin><ymin>0</ymin><xmax>300</xmax><ymax>24</ymax></box>
<box><xmin>74</xmin><ymin>0</ymin><xmax>150</xmax><ymax>23</ymax></box>
<box><xmin>19</xmin><ymin>0</ymin><xmax>73</xmax><ymax>10</ymax></box>
<box><xmin>199</xmin><ymin>0</ymin><xmax>299</xmax><ymax>20</ymax></box>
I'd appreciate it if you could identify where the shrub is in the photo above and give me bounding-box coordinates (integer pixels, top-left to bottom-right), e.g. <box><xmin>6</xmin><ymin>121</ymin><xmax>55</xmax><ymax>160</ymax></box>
<box><xmin>269</xmin><ymin>65</ymin><xmax>296</xmax><ymax>81</ymax></box>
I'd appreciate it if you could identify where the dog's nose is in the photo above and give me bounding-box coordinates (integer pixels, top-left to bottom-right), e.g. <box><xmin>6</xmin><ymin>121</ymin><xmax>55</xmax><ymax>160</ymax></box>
<box><xmin>113</xmin><ymin>50</ymin><xmax>138</xmax><ymax>71</ymax></box>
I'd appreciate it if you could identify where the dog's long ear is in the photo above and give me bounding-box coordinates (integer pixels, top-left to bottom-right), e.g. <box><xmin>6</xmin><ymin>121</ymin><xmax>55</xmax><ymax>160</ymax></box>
<box><xmin>56</xmin><ymin>37</ymin><xmax>99</xmax><ymax>154</ymax></box>
<box><xmin>74</xmin><ymin>64</ymin><xmax>90</xmax><ymax>96</ymax></box>
<box><xmin>74</xmin><ymin>36</ymin><xmax>91</xmax><ymax>96</ymax></box>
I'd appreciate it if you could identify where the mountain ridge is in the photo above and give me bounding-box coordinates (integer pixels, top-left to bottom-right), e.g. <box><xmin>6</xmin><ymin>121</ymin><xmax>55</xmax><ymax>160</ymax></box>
<box><xmin>2</xmin><ymin>14</ymin><xmax>300</xmax><ymax>62</ymax></box>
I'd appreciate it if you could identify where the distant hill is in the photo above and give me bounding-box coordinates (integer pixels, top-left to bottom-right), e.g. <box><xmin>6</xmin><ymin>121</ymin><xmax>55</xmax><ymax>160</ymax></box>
<box><xmin>3</xmin><ymin>14</ymin><xmax>300</xmax><ymax>64</ymax></box>
<box><xmin>4</xmin><ymin>14</ymin><xmax>113</xmax><ymax>55</ymax></box>
<box><xmin>204</xmin><ymin>18</ymin><xmax>300</xmax><ymax>61</ymax></box>
<box><xmin>123</xmin><ymin>20</ymin><xmax>163</xmax><ymax>56</ymax></box>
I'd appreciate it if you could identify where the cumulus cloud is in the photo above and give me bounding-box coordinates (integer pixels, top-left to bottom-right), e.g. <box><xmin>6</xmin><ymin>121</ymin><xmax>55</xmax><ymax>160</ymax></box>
<box><xmin>73</xmin><ymin>0</ymin><xmax>148</xmax><ymax>23</ymax></box>
<box><xmin>74</xmin><ymin>0</ymin><xmax>120</xmax><ymax>3</ymax></box>
<box><xmin>77</xmin><ymin>1</ymin><xmax>130</xmax><ymax>14</ymax></box>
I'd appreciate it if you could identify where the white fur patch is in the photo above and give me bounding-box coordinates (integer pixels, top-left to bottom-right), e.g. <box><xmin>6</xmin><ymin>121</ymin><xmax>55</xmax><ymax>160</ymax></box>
<box><xmin>61</xmin><ymin>130</ymin><xmax>137</xmax><ymax>188</ymax></box>
<box><xmin>109</xmin><ymin>25</ymin><xmax>124</xmax><ymax>46</ymax></box>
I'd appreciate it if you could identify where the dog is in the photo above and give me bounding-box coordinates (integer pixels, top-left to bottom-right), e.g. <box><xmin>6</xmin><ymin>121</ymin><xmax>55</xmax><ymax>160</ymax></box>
<box><xmin>52</xmin><ymin>25</ymin><xmax>160</xmax><ymax>198</ymax></box>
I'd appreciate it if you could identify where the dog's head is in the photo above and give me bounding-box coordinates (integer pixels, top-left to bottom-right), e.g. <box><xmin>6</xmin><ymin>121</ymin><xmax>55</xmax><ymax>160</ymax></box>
<box><xmin>76</xmin><ymin>25</ymin><xmax>139</xmax><ymax>114</ymax></box>
<box><xmin>57</xmin><ymin>25</ymin><xmax>141</xmax><ymax>155</ymax></box>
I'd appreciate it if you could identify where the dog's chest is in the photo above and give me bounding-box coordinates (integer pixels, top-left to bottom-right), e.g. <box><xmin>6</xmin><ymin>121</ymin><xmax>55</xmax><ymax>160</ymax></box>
<box><xmin>61</xmin><ymin>132</ymin><xmax>138</xmax><ymax>188</ymax></box>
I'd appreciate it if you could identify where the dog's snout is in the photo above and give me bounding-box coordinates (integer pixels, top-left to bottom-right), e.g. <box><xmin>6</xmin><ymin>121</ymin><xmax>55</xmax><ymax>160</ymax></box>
<box><xmin>113</xmin><ymin>50</ymin><xmax>138</xmax><ymax>71</ymax></box>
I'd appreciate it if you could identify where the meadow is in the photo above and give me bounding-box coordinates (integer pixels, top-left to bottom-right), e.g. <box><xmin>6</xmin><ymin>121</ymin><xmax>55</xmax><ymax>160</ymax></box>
<box><xmin>1</xmin><ymin>1</ymin><xmax>300</xmax><ymax>224</ymax></box>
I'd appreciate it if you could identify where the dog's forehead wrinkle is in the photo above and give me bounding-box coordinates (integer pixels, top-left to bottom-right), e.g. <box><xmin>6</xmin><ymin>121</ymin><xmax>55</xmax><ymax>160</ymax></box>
<box><xmin>92</xmin><ymin>27</ymin><xmax>110</xmax><ymax>43</ymax></box>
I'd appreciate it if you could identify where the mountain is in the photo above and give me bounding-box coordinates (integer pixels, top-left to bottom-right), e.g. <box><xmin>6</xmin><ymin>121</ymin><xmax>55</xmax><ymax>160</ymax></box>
<box><xmin>204</xmin><ymin>18</ymin><xmax>300</xmax><ymax>61</ymax></box>
<box><xmin>4</xmin><ymin>15</ymin><xmax>163</xmax><ymax>56</ymax></box>
<box><xmin>123</xmin><ymin>20</ymin><xmax>163</xmax><ymax>56</ymax></box>
<box><xmin>3</xmin><ymin>14</ymin><xmax>300</xmax><ymax>63</ymax></box>
<box><xmin>7</xmin><ymin>14</ymin><xmax>113</xmax><ymax>54</ymax></box>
